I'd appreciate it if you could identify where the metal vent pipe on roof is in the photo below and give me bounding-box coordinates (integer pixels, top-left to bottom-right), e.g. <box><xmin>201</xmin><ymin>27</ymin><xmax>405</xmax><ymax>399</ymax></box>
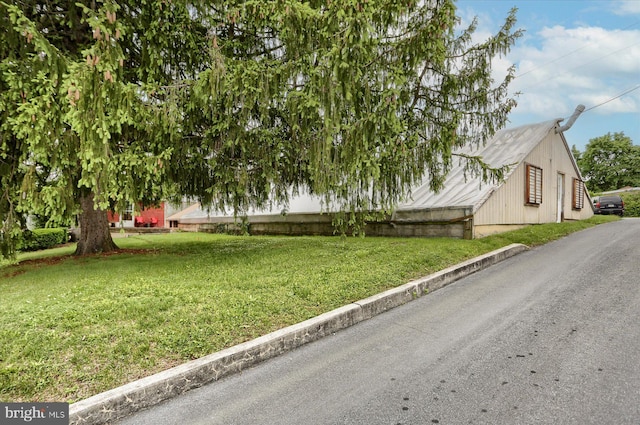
<box><xmin>556</xmin><ymin>104</ymin><xmax>586</xmax><ymax>133</ymax></box>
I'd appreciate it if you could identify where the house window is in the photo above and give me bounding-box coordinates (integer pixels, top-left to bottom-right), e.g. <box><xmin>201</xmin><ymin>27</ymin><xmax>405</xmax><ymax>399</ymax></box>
<box><xmin>572</xmin><ymin>178</ymin><xmax>585</xmax><ymax>210</ymax></box>
<box><xmin>123</xmin><ymin>203</ymin><xmax>134</xmax><ymax>221</ymax></box>
<box><xmin>526</xmin><ymin>164</ymin><xmax>543</xmax><ymax>205</ymax></box>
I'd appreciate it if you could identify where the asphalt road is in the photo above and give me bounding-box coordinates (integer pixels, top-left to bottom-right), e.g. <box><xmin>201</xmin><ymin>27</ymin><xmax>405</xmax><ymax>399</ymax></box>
<box><xmin>117</xmin><ymin>219</ymin><xmax>640</xmax><ymax>425</ymax></box>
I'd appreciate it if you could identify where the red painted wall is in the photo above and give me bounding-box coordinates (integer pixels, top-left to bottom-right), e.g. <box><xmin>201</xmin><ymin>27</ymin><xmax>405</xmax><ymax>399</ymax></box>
<box><xmin>137</xmin><ymin>205</ymin><xmax>164</xmax><ymax>227</ymax></box>
<box><xmin>108</xmin><ymin>203</ymin><xmax>165</xmax><ymax>228</ymax></box>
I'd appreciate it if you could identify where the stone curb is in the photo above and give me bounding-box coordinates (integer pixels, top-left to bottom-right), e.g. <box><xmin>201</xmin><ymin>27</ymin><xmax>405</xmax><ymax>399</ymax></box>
<box><xmin>70</xmin><ymin>243</ymin><xmax>529</xmax><ymax>425</ymax></box>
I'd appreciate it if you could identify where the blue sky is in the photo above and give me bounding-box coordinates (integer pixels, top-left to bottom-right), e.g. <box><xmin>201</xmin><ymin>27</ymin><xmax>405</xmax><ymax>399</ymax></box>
<box><xmin>455</xmin><ymin>0</ymin><xmax>640</xmax><ymax>151</ymax></box>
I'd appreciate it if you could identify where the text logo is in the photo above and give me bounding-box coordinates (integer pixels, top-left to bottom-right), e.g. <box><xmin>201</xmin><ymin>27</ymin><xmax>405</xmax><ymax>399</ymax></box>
<box><xmin>0</xmin><ymin>403</ymin><xmax>68</xmax><ymax>425</ymax></box>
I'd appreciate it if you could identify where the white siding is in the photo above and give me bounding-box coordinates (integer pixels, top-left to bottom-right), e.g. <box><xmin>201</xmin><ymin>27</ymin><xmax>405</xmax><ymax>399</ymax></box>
<box><xmin>474</xmin><ymin>130</ymin><xmax>593</xmax><ymax>226</ymax></box>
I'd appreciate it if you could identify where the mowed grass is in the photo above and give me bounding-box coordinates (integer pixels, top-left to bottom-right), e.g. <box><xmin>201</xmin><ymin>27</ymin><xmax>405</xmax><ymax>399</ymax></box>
<box><xmin>0</xmin><ymin>216</ymin><xmax>618</xmax><ymax>402</ymax></box>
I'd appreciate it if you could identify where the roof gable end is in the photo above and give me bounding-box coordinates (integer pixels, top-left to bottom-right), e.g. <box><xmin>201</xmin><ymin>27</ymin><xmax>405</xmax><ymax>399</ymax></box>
<box><xmin>398</xmin><ymin>119</ymin><xmax>559</xmax><ymax>211</ymax></box>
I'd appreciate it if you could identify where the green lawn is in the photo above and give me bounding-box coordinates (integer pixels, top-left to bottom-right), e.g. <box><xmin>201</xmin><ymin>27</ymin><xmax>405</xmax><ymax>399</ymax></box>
<box><xmin>0</xmin><ymin>216</ymin><xmax>617</xmax><ymax>402</ymax></box>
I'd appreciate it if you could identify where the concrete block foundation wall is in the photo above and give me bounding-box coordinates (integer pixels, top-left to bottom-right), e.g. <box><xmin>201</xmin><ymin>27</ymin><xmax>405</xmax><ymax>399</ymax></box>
<box><xmin>180</xmin><ymin>209</ymin><xmax>475</xmax><ymax>239</ymax></box>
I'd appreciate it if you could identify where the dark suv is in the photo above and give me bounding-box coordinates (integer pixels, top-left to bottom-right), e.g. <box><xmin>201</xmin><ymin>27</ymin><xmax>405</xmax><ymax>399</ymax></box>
<box><xmin>592</xmin><ymin>195</ymin><xmax>624</xmax><ymax>216</ymax></box>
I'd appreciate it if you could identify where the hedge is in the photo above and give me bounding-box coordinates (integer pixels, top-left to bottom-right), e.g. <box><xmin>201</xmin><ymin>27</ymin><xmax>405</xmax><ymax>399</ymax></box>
<box><xmin>621</xmin><ymin>192</ymin><xmax>640</xmax><ymax>217</ymax></box>
<box><xmin>19</xmin><ymin>228</ymin><xmax>68</xmax><ymax>252</ymax></box>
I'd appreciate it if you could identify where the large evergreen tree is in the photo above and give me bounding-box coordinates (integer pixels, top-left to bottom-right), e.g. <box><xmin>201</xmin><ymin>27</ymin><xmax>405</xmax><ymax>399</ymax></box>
<box><xmin>1</xmin><ymin>0</ymin><xmax>522</xmax><ymax>258</ymax></box>
<box><xmin>1</xmin><ymin>0</ymin><xmax>207</xmax><ymax>256</ymax></box>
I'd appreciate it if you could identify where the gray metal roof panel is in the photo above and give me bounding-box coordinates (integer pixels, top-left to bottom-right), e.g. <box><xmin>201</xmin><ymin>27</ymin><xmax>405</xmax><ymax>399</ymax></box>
<box><xmin>397</xmin><ymin>119</ymin><xmax>559</xmax><ymax>212</ymax></box>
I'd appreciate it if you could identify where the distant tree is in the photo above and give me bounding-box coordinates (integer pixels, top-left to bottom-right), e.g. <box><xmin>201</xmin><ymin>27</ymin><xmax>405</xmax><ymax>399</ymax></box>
<box><xmin>577</xmin><ymin>132</ymin><xmax>640</xmax><ymax>192</ymax></box>
<box><xmin>571</xmin><ymin>144</ymin><xmax>582</xmax><ymax>163</ymax></box>
<box><xmin>1</xmin><ymin>0</ymin><xmax>522</xmax><ymax>259</ymax></box>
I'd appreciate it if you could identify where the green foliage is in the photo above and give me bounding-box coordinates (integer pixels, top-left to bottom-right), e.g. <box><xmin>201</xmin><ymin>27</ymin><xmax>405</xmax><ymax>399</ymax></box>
<box><xmin>571</xmin><ymin>144</ymin><xmax>581</xmax><ymax>162</ymax></box>
<box><xmin>18</xmin><ymin>227</ymin><xmax>67</xmax><ymax>251</ymax></box>
<box><xmin>576</xmin><ymin>132</ymin><xmax>640</xmax><ymax>192</ymax></box>
<box><xmin>30</xmin><ymin>213</ymin><xmax>73</xmax><ymax>229</ymax></box>
<box><xmin>0</xmin><ymin>0</ymin><xmax>182</xmax><ymax>257</ymax></box>
<box><xmin>1</xmin><ymin>0</ymin><xmax>522</xmax><ymax>258</ymax></box>
<box><xmin>174</xmin><ymin>1</ymin><xmax>523</xmax><ymax>222</ymax></box>
<box><xmin>620</xmin><ymin>191</ymin><xmax>640</xmax><ymax>217</ymax></box>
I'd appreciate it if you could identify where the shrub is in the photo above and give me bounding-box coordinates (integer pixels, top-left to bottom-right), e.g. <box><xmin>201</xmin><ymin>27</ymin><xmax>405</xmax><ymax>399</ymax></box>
<box><xmin>621</xmin><ymin>192</ymin><xmax>640</xmax><ymax>217</ymax></box>
<box><xmin>19</xmin><ymin>228</ymin><xmax>68</xmax><ymax>252</ymax></box>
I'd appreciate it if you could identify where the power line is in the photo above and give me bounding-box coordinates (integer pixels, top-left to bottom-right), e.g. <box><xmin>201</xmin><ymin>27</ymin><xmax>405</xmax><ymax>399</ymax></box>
<box><xmin>517</xmin><ymin>40</ymin><xmax>640</xmax><ymax>92</ymax></box>
<box><xmin>516</xmin><ymin>45</ymin><xmax>590</xmax><ymax>79</ymax></box>
<box><xmin>515</xmin><ymin>20</ymin><xmax>640</xmax><ymax>79</ymax></box>
<box><xmin>558</xmin><ymin>41</ymin><xmax>640</xmax><ymax>77</ymax></box>
<box><xmin>584</xmin><ymin>85</ymin><xmax>640</xmax><ymax>112</ymax></box>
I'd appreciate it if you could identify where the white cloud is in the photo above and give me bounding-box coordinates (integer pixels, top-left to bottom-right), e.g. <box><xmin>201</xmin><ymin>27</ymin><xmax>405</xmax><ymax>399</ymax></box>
<box><xmin>506</xmin><ymin>25</ymin><xmax>640</xmax><ymax>117</ymax></box>
<box><xmin>581</xmin><ymin>90</ymin><xmax>639</xmax><ymax>114</ymax></box>
<box><xmin>614</xmin><ymin>0</ymin><xmax>640</xmax><ymax>15</ymax></box>
<box><xmin>455</xmin><ymin>1</ymin><xmax>640</xmax><ymax>147</ymax></box>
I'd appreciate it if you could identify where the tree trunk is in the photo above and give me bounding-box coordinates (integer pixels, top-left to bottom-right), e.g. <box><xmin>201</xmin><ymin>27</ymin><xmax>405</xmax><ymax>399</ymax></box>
<box><xmin>75</xmin><ymin>192</ymin><xmax>118</xmax><ymax>256</ymax></box>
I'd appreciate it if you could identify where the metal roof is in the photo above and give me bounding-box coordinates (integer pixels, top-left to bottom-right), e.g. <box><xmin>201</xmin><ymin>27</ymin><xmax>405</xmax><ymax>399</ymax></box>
<box><xmin>398</xmin><ymin>119</ymin><xmax>559</xmax><ymax>212</ymax></box>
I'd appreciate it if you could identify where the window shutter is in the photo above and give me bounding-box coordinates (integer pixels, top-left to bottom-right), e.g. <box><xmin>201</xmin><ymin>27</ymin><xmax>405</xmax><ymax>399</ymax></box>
<box><xmin>572</xmin><ymin>178</ymin><xmax>584</xmax><ymax>210</ymax></box>
<box><xmin>526</xmin><ymin>164</ymin><xmax>543</xmax><ymax>205</ymax></box>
